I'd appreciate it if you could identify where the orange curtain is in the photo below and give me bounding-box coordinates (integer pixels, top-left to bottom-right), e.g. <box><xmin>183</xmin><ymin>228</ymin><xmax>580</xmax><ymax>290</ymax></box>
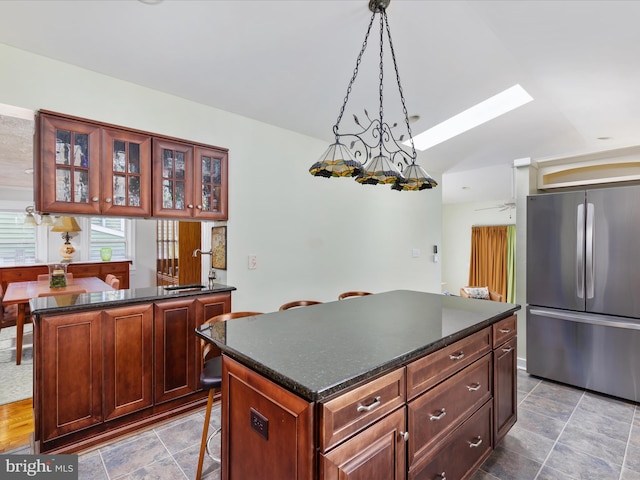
<box><xmin>468</xmin><ymin>226</ymin><xmax>508</xmax><ymax>301</ymax></box>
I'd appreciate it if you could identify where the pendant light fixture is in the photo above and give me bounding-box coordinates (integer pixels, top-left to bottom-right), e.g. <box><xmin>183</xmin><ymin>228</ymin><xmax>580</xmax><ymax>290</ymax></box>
<box><xmin>309</xmin><ymin>0</ymin><xmax>437</xmax><ymax>191</ymax></box>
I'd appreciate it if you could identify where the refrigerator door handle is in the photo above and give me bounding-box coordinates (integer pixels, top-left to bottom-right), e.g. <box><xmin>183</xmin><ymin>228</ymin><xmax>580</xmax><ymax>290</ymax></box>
<box><xmin>576</xmin><ymin>203</ymin><xmax>585</xmax><ymax>299</ymax></box>
<box><xmin>585</xmin><ymin>203</ymin><xmax>595</xmax><ymax>299</ymax></box>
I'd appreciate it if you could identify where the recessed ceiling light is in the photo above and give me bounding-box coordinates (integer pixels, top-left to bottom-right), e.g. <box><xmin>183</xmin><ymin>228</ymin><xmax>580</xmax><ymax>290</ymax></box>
<box><xmin>406</xmin><ymin>84</ymin><xmax>533</xmax><ymax>151</ymax></box>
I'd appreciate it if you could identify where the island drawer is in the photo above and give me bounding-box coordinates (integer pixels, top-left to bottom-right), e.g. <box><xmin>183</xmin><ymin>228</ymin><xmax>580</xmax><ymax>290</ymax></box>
<box><xmin>319</xmin><ymin>367</ymin><xmax>405</xmax><ymax>452</ymax></box>
<box><xmin>492</xmin><ymin>314</ymin><xmax>517</xmax><ymax>347</ymax></box>
<box><xmin>408</xmin><ymin>399</ymin><xmax>493</xmax><ymax>480</ymax></box>
<box><xmin>407</xmin><ymin>352</ymin><xmax>492</xmax><ymax>466</ymax></box>
<box><xmin>406</xmin><ymin>327</ymin><xmax>491</xmax><ymax>400</ymax></box>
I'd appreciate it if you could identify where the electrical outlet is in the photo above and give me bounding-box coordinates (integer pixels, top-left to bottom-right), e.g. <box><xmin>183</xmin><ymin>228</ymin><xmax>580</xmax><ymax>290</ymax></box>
<box><xmin>248</xmin><ymin>254</ymin><xmax>257</xmax><ymax>270</ymax></box>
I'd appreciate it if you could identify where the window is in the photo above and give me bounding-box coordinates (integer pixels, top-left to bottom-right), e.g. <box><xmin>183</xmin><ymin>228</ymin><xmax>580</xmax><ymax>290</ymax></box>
<box><xmin>86</xmin><ymin>217</ymin><xmax>131</xmax><ymax>261</ymax></box>
<box><xmin>0</xmin><ymin>211</ymin><xmax>37</xmax><ymax>265</ymax></box>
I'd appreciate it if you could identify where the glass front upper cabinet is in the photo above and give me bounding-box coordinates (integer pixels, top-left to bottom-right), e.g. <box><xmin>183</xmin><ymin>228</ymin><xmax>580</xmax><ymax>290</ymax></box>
<box><xmin>38</xmin><ymin>114</ymin><xmax>101</xmax><ymax>214</ymax></box>
<box><xmin>152</xmin><ymin>138</ymin><xmax>194</xmax><ymax>219</ymax></box>
<box><xmin>194</xmin><ymin>146</ymin><xmax>228</xmax><ymax>220</ymax></box>
<box><xmin>37</xmin><ymin>113</ymin><xmax>151</xmax><ymax>216</ymax></box>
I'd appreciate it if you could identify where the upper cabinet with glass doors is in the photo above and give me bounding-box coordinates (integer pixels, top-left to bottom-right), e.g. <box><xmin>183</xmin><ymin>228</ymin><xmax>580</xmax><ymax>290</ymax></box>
<box><xmin>36</xmin><ymin>111</ymin><xmax>228</xmax><ymax>220</ymax></box>
<box><xmin>152</xmin><ymin>140</ymin><xmax>228</xmax><ymax>220</ymax></box>
<box><xmin>37</xmin><ymin>112</ymin><xmax>151</xmax><ymax>217</ymax></box>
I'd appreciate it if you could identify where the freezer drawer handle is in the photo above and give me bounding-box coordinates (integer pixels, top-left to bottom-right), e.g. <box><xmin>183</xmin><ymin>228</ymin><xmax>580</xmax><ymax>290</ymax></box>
<box><xmin>466</xmin><ymin>383</ymin><xmax>481</xmax><ymax>392</ymax></box>
<box><xmin>468</xmin><ymin>436</ymin><xmax>483</xmax><ymax>448</ymax></box>
<box><xmin>449</xmin><ymin>352</ymin><xmax>465</xmax><ymax>361</ymax></box>
<box><xmin>356</xmin><ymin>396</ymin><xmax>381</xmax><ymax>413</ymax></box>
<box><xmin>499</xmin><ymin>328</ymin><xmax>511</xmax><ymax>334</ymax></box>
<box><xmin>429</xmin><ymin>408</ymin><xmax>447</xmax><ymax>421</ymax></box>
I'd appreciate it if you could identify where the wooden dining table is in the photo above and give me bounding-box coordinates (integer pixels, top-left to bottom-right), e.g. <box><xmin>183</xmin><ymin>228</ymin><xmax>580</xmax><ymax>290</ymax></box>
<box><xmin>2</xmin><ymin>276</ymin><xmax>114</xmax><ymax>365</ymax></box>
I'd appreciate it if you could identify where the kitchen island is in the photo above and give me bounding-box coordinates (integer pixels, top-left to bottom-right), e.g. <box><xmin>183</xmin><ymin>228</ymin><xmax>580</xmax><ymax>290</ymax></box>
<box><xmin>29</xmin><ymin>283</ymin><xmax>236</xmax><ymax>454</ymax></box>
<box><xmin>197</xmin><ymin>290</ymin><xmax>520</xmax><ymax>480</ymax></box>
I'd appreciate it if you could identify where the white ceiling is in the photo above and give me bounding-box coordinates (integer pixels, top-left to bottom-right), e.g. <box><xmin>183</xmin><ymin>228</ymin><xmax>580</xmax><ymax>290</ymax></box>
<box><xmin>1</xmin><ymin>0</ymin><xmax>640</xmax><ymax>203</ymax></box>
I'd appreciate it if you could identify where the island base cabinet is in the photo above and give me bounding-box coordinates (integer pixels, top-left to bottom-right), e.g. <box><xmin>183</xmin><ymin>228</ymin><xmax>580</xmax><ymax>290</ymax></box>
<box><xmin>408</xmin><ymin>400</ymin><xmax>493</xmax><ymax>480</ymax></box>
<box><xmin>320</xmin><ymin>408</ymin><xmax>407</xmax><ymax>480</ymax></box>
<box><xmin>222</xmin><ymin>356</ymin><xmax>314</xmax><ymax>480</ymax></box>
<box><xmin>39</xmin><ymin>311</ymin><xmax>104</xmax><ymax>442</ymax></box>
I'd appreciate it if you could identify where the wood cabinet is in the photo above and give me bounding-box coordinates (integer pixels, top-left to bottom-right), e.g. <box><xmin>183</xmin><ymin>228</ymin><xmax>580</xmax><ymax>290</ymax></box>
<box><xmin>153</xmin><ymin>140</ymin><xmax>228</xmax><ymax>219</ymax></box>
<box><xmin>36</xmin><ymin>110</ymin><xmax>228</xmax><ymax>220</ymax></box>
<box><xmin>320</xmin><ymin>408</ymin><xmax>407</xmax><ymax>480</ymax></box>
<box><xmin>39</xmin><ymin>310</ymin><xmax>103</xmax><ymax>441</ymax></box>
<box><xmin>220</xmin><ymin>321</ymin><xmax>517</xmax><ymax>480</ymax></box>
<box><xmin>222</xmin><ymin>356</ymin><xmax>314</xmax><ymax>480</ymax></box>
<box><xmin>33</xmin><ymin>291</ymin><xmax>232</xmax><ymax>453</ymax></box>
<box><xmin>103</xmin><ymin>304</ymin><xmax>154</xmax><ymax>421</ymax></box>
<box><xmin>37</xmin><ymin>112</ymin><xmax>151</xmax><ymax>216</ymax></box>
<box><xmin>492</xmin><ymin>315</ymin><xmax>517</xmax><ymax>444</ymax></box>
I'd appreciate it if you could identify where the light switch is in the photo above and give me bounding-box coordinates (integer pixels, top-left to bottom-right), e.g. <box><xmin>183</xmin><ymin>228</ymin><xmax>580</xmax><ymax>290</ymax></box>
<box><xmin>411</xmin><ymin>248</ymin><xmax>421</xmax><ymax>258</ymax></box>
<box><xmin>248</xmin><ymin>254</ymin><xmax>257</xmax><ymax>270</ymax></box>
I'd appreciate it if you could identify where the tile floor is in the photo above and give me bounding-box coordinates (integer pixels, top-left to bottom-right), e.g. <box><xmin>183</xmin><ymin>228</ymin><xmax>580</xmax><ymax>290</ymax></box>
<box><xmin>7</xmin><ymin>369</ymin><xmax>640</xmax><ymax>480</ymax></box>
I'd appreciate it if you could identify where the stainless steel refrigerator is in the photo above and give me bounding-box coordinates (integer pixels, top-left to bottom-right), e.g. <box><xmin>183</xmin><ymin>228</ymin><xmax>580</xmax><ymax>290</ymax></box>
<box><xmin>526</xmin><ymin>184</ymin><xmax>640</xmax><ymax>402</ymax></box>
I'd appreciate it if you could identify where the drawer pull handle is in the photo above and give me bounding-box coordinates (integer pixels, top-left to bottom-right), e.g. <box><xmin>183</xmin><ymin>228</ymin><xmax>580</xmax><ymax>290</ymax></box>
<box><xmin>468</xmin><ymin>436</ymin><xmax>483</xmax><ymax>448</ymax></box>
<box><xmin>466</xmin><ymin>383</ymin><xmax>481</xmax><ymax>392</ymax></box>
<box><xmin>399</xmin><ymin>431</ymin><xmax>409</xmax><ymax>441</ymax></box>
<box><xmin>499</xmin><ymin>328</ymin><xmax>511</xmax><ymax>334</ymax></box>
<box><xmin>429</xmin><ymin>408</ymin><xmax>446</xmax><ymax>421</ymax></box>
<box><xmin>356</xmin><ymin>396</ymin><xmax>381</xmax><ymax>413</ymax></box>
<box><xmin>437</xmin><ymin>473</ymin><xmax>446</xmax><ymax>480</ymax></box>
<box><xmin>449</xmin><ymin>352</ymin><xmax>465</xmax><ymax>361</ymax></box>
<box><xmin>502</xmin><ymin>346</ymin><xmax>514</xmax><ymax>353</ymax></box>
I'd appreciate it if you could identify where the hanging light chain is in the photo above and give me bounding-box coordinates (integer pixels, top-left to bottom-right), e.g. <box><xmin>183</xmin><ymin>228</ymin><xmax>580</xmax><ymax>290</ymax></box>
<box><xmin>333</xmin><ymin>10</ymin><xmax>377</xmax><ymax>136</ymax></box>
<box><xmin>383</xmin><ymin>9</ymin><xmax>417</xmax><ymax>162</ymax></box>
<box><xmin>378</xmin><ymin>8</ymin><xmax>385</xmax><ymax>152</ymax></box>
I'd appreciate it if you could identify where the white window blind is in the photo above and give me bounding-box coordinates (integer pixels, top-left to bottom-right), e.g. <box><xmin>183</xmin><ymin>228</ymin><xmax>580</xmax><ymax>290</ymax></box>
<box><xmin>0</xmin><ymin>211</ymin><xmax>37</xmax><ymax>265</ymax></box>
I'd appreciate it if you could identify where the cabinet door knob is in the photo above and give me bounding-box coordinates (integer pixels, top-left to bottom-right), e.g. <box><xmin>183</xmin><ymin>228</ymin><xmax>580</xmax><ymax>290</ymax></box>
<box><xmin>429</xmin><ymin>408</ymin><xmax>446</xmax><ymax>421</ymax></box>
<box><xmin>92</xmin><ymin>196</ymin><xmax>99</xmax><ymax>202</ymax></box>
<box><xmin>356</xmin><ymin>396</ymin><xmax>381</xmax><ymax>413</ymax></box>
<box><xmin>399</xmin><ymin>431</ymin><xmax>409</xmax><ymax>442</ymax></box>
<box><xmin>196</xmin><ymin>204</ymin><xmax>203</xmax><ymax>210</ymax></box>
<box><xmin>438</xmin><ymin>473</ymin><xmax>447</xmax><ymax>480</ymax></box>
<box><xmin>104</xmin><ymin>198</ymin><xmax>112</xmax><ymax>203</ymax></box>
<box><xmin>187</xmin><ymin>204</ymin><xmax>194</xmax><ymax>209</ymax></box>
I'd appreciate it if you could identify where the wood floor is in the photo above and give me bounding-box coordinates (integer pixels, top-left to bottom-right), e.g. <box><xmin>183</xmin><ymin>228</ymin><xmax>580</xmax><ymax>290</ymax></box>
<box><xmin>0</xmin><ymin>398</ymin><xmax>33</xmax><ymax>453</ymax></box>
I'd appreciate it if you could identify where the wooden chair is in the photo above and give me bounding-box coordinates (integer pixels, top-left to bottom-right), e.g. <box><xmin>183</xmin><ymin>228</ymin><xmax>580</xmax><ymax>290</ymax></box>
<box><xmin>105</xmin><ymin>274</ymin><xmax>120</xmax><ymax>289</ymax></box>
<box><xmin>279</xmin><ymin>300</ymin><xmax>323</xmax><ymax>311</ymax></box>
<box><xmin>0</xmin><ymin>284</ymin><xmax>18</xmax><ymax>331</ymax></box>
<box><xmin>460</xmin><ymin>286</ymin><xmax>503</xmax><ymax>302</ymax></box>
<box><xmin>338</xmin><ymin>291</ymin><xmax>372</xmax><ymax>300</ymax></box>
<box><xmin>196</xmin><ymin>311</ymin><xmax>263</xmax><ymax>480</ymax></box>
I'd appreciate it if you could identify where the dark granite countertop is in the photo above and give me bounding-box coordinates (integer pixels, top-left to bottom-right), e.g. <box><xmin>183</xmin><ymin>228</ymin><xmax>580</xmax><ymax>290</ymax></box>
<box><xmin>29</xmin><ymin>283</ymin><xmax>236</xmax><ymax>316</ymax></box>
<box><xmin>196</xmin><ymin>290</ymin><xmax>520</xmax><ymax>402</ymax></box>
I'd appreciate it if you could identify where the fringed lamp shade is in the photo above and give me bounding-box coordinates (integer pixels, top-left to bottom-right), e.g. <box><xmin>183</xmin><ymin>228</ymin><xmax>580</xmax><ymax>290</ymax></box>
<box><xmin>355</xmin><ymin>155</ymin><xmax>403</xmax><ymax>185</ymax></box>
<box><xmin>309</xmin><ymin>142</ymin><xmax>363</xmax><ymax>178</ymax></box>
<box><xmin>392</xmin><ymin>163</ymin><xmax>438</xmax><ymax>191</ymax></box>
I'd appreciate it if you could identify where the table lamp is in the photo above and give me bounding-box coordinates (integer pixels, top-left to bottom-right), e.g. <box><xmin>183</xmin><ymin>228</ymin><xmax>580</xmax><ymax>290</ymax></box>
<box><xmin>51</xmin><ymin>216</ymin><xmax>82</xmax><ymax>263</ymax></box>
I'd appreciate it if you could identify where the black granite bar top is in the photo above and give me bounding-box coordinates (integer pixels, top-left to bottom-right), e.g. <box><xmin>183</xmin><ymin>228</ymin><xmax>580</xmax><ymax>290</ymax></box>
<box><xmin>196</xmin><ymin>290</ymin><xmax>520</xmax><ymax>402</ymax></box>
<box><xmin>29</xmin><ymin>283</ymin><xmax>236</xmax><ymax>316</ymax></box>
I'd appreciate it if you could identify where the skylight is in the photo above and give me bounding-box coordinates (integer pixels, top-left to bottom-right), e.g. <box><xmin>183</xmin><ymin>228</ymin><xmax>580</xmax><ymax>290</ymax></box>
<box><xmin>407</xmin><ymin>84</ymin><xmax>533</xmax><ymax>151</ymax></box>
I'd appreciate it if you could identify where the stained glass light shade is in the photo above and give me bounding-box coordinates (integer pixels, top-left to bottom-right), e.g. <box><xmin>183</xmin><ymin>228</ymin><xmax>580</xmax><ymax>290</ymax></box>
<box><xmin>392</xmin><ymin>163</ymin><xmax>438</xmax><ymax>191</ymax></box>
<box><xmin>355</xmin><ymin>154</ymin><xmax>403</xmax><ymax>185</ymax></box>
<box><xmin>309</xmin><ymin>142</ymin><xmax>363</xmax><ymax>178</ymax></box>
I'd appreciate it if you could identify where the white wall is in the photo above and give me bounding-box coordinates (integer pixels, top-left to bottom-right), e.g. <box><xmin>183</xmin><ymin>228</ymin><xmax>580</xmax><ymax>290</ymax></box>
<box><xmin>0</xmin><ymin>44</ymin><xmax>443</xmax><ymax>313</ymax></box>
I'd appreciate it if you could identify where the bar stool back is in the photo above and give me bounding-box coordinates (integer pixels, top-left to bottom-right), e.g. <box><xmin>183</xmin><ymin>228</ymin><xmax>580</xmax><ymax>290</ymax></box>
<box><xmin>278</xmin><ymin>300</ymin><xmax>323</xmax><ymax>311</ymax></box>
<box><xmin>196</xmin><ymin>311</ymin><xmax>263</xmax><ymax>480</ymax></box>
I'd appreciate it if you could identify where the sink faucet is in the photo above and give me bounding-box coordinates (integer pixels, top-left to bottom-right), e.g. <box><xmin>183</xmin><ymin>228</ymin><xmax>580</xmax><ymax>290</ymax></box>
<box><xmin>192</xmin><ymin>248</ymin><xmax>213</xmax><ymax>257</ymax></box>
